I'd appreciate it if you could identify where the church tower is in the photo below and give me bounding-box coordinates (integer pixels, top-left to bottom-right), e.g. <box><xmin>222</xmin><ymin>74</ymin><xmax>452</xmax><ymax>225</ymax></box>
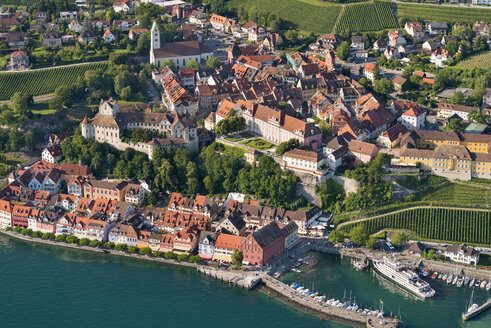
<box><xmin>325</xmin><ymin>51</ymin><xmax>335</xmax><ymax>72</ymax></box>
<box><xmin>151</xmin><ymin>21</ymin><xmax>160</xmax><ymax>52</ymax></box>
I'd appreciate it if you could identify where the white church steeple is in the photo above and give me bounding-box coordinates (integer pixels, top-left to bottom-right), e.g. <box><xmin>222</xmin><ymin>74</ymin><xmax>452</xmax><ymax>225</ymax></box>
<box><xmin>151</xmin><ymin>21</ymin><xmax>160</xmax><ymax>51</ymax></box>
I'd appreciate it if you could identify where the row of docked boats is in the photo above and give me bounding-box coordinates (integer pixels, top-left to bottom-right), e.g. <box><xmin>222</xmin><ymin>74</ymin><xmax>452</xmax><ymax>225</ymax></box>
<box><xmin>289</xmin><ymin>283</ymin><xmax>385</xmax><ymax>318</ymax></box>
<box><xmin>432</xmin><ymin>272</ymin><xmax>491</xmax><ymax>290</ymax></box>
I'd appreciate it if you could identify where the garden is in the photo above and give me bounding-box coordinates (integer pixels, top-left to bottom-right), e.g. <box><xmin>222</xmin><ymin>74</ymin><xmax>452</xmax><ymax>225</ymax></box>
<box><xmin>240</xmin><ymin>138</ymin><xmax>275</xmax><ymax>150</ymax></box>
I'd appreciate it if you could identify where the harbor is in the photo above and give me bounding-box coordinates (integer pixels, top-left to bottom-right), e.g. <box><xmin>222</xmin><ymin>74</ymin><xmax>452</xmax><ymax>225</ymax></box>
<box><xmin>463</xmin><ymin>298</ymin><xmax>491</xmax><ymax>321</ymax></box>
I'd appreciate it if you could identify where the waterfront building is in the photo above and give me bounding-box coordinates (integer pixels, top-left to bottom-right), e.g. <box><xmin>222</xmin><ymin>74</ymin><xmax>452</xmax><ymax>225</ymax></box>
<box><xmin>239</xmin><ymin>221</ymin><xmax>285</xmax><ymax>266</ymax></box>
<box><xmin>0</xmin><ymin>200</ymin><xmax>12</xmax><ymax>229</ymax></box>
<box><xmin>173</xmin><ymin>227</ymin><xmax>199</xmax><ymax>254</ymax></box>
<box><xmin>212</xmin><ymin>234</ymin><xmax>244</xmax><ymax>263</ymax></box>
<box><xmin>444</xmin><ymin>244</ymin><xmax>480</xmax><ymax>265</ymax></box>
<box><xmin>198</xmin><ymin>231</ymin><xmax>217</xmax><ymax>259</ymax></box>
<box><xmin>280</xmin><ymin>221</ymin><xmax>299</xmax><ymax>250</ymax></box>
<box><xmin>109</xmin><ymin>223</ymin><xmax>139</xmax><ymax>246</ymax></box>
<box><xmin>216</xmin><ymin>213</ymin><xmax>247</xmax><ymax>236</ymax></box>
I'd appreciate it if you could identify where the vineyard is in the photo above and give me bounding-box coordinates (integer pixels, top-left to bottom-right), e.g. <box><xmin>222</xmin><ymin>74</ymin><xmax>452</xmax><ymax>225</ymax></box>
<box><xmin>396</xmin><ymin>3</ymin><xmax>491</xmax><ymax>24</ymax></box>
<box><xmin>227</xmin><ymin>0</ymin><xmax>341</xmax><ymax>34</ymax></box>
<box><xmin>0</xmin><ymin>62</ymin><xmax>107</xmax><ymax>100</ymax></box>
<box><xmin>334</xmin><ymin>2</ymin><xmax>397</xmax><ymax>33</ymax></box>
<box><xmin>421</xmin><ymin>183</ymin><xmax>489</xmax><ymax>207</ymax></box>
<box><xmin>0</xmin><ymin>0</ymin><xmax>37</xmax><ymax>5</ymax></box>
<box><xmin>456</xmin><ymin>51</ymin><xmax>491</xmax><ymax>70</ymax></box>
<box><xmin>340</xmin><ymin>207</ymin><xmax>491</xmax><ymax>245</ymax></box>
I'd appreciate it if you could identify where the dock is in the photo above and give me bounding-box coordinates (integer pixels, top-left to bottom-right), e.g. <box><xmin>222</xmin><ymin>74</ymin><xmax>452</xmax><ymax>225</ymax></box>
<box><xmin>197</xmin><ymin>266</ymin><xmax>262</xmax><ymax>289</ymax></box>
<box><xmin>462</xmin><ymin>298</ymin><xmax>491</xmax><ymax>321</ymax></box>
<box><xmin>262</xmin><ymin>275</ymin><xmax>400</xmax><ymax>328</ymax></box>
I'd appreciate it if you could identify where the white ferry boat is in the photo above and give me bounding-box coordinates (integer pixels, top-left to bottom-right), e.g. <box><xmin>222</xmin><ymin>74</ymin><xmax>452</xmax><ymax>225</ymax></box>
<box><xmin>372</xmin><ymin>257</ymin><xmax>435</xmax><ymax>299</ymax></box>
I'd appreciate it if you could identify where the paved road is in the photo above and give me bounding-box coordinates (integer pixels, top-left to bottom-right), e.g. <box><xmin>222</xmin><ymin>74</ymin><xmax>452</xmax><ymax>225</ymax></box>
<box><xmin>391</xmin><ymin>0</ymin><xmax>491</xmax><ymax>9</ymax></box>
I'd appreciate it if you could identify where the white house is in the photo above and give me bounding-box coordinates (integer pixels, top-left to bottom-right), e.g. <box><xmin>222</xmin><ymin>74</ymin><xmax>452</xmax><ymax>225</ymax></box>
<box><xmin>437</xmin><ymin>103</ymin><xmax>478</xmax><ymax>121</ymax></box>
<box><xmin>60</xmin><ymin>11</ymin><xmax>78</xmax><ymax>20</ymax></box>
<box><xmin>102</xmin><ymin>29</ymin><xmax>115</xmax><ymax>43</ymax></box>
<box><xmin>399</xmin><ymin>106</ymin><xmax>426</xmax><ymax>130</ymax></box>
<box><xmin>68</xmin><ymin>20</ymin><xmax>82</xmax><ymax>33</ymax></box>
<box><xmin>427</xmin><ymin>23</ymin><xmax>447</xmax><ymax>36</ymax></box>
<box><xmin>0</xmin><ymin>200</ymin><xmax>12</xmax><ymax>229</ymax></box>
<box><xmin>198</xmin><ymin>231</ymin><xmax>216</xmax><ymax>259</ymax></box>
<box><xmin>350</xmin><ymin>35</ymin><xmax>364</xmax><ymax>51</ymax></box>
<box><xmin>41</xmin><ymin>146</ymin><xmax>62</xmax><ymax>163</ymax></box>
<box><xmin>431</xmin><ymin>48</ymin><xmax>452</xmax><ymax>67</ymax></box>
<box><xmin>282</xmin><ymin>148</ymin><xmax>328</xmax><ymax>181</ymax></box>
<box><xmin>113</xmin><ymin>0</ymin><xmax>135</xmax><ymax>12</ymax></box>
<box><xmin>444</xmin><ymin>244</ymin><xmax>480</xmax><ymax>265</ymax></box>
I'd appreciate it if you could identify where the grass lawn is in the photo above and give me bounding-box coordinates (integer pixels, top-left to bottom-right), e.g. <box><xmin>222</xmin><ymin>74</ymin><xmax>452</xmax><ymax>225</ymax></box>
<box><xmin>478</xmin><ymin>254</ymin><xmax>491</xmax><ymax>267</ymax></box>
<box><xmin>222</xmin><ymin>144</ymin><xmax>247</xmax><ymax>158</ymax></box>
<box><xmin>422</xmin><ymin>182</ymin><xmax>488</xmax><ymax>206</ymax></box>
<box><xmin>224</xmin><ymin>135</ymin><xmax>244</xmax><ymax>142</ymax></box>
<box><xmin>396</xmin><ymin>3</ymin><xmax>491</xmax><ymax>24</ymax></box>
<box><xmin>469</xmin><ymin>177</ymin><xmax>491</xmax><ymax>185</ymax></box>
<box><xmin>32</xmin><ymin>109</ymin><xmax>57</xmax><ymax>115</ymax></box>
<box><xmin>240</xmin><ymin>132</ymin><xmax>255</xmax><ymax>139</ymax></box>
<box><xmin>240</xmin><ymin>138</ymin><xmax>275</xmax><ymax>150</ymax></box>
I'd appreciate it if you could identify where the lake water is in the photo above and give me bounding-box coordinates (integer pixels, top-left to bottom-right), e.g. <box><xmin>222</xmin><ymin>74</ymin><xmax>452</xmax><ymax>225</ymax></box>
<box><xmin>1</xmin><ymin>234</ymin><xmax>490</xmax><ymax>328</ymax></box>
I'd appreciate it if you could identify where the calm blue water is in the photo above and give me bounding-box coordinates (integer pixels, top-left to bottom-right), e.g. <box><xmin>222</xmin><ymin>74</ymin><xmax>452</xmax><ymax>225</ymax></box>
<box><xmin>0</xmin><ymin>234</ymin><xmax>350</xmax><ymax>328</ymax></box>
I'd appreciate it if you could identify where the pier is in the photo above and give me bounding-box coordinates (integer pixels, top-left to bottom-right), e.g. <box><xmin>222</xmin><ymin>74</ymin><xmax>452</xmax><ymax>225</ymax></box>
<box><xmin>262</xmin><ymin>275</ymin><xmax>400</xmax><ymax>328</ymax></box>
<box><xmin>462</xmin><ymin>298</ymin><xmax>491</xmax><ymax>321</ymax></box>
<box><xmin>197</xmin><ymin>266</ymin><xmax>262</xmax><ymax>289</ymax></box>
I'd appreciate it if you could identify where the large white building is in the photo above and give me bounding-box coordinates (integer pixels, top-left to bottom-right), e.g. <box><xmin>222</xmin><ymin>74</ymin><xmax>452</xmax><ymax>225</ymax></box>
<box><xmin>150</xmin><ymin>21</ymin><xmax>213</xmax><ymax>70</ymax></box>
<box><xmin>444</xmin><ymin>244</ymin><xmax>480</xmax><ymax>265</ymax></box>
<box><xmin>399</xmin><ymin>106</ymin><xmax>426</xmax><ymax>130</ymax></box>
<box><xmin>81</xmin><ymin>98</ymin><xmax>200</xmax><ymax>159</ymax></box>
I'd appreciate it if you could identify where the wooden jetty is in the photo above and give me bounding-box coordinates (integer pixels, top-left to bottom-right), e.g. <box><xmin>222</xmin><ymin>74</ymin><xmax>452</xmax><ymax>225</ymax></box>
<box><xmin>462</xmin><ymin>298</ymin><xmax>491</xmax><ymax>321</ymax></box>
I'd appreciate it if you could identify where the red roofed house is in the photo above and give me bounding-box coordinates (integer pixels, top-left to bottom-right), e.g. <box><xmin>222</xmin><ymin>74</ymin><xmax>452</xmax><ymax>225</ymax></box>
<box><xmin>173</xmin><ymin>227</ymin><xmax>199</xmax><ymax>254</ymax></box>
<box><xmin>431</xmin><ymin>49</ymin><xmax>452</xmax><ymax>67</ymax></box>
<box><xmin>209</xmin><ymin>14</ymin><xmax>236</xmax><ymax>31</ymax></box>
<box><xmin>363</xmin><ymin>63</ymin><xmax>384</xmax><ymax>82</ymax></box>
<box><xmin>399</xmin><ymin>106</ymin><xmax>426</xmax><ymax>130</ymax></box>
<box><xmin>0</xmin><ymin>199</ymin><xmax>12</xmax><ymax>229</ymax></box>
<box><xmin>42</xmin><ymin>145</ymin><xmax>62</xmax><ymax>163</ymax></box>
<box><xmin>7</xmin><ymin>50</ymin><xmax>29</xmax><ymax>71</ymax></box>
<box><xmin>103</xmin><ymin>29</ymin><xmax>115</xmax><ymax>42</ymax></box>
<box><xmin>212</xmin><ymin>233</ymin><xmax>245</xmax><ymax>262</ymax></box>
<box><xmin>239</xmin><ymin>221</ymin><xmax>285</xmax><ymax>266</ymax></box>
<box><xmin>376</xmin><ymin>123</ymin><xmax>408</xmax><ymax>149</ymax></box>
<box><xmin>128</xmin><ymin>28</ymin><xmax>149</xmax><ymax>41</ymax></box>
<box><xmin>348</xmin><ymin>140</ymin><xmax>379</xmax><ymax>164</ymax></box>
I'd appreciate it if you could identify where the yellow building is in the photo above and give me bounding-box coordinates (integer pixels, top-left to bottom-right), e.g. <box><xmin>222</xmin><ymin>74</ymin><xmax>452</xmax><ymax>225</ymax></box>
<box><xmin>398</xmin><ymin>131</ymin><xmax>491</xmax><ymax>180</ymax></box>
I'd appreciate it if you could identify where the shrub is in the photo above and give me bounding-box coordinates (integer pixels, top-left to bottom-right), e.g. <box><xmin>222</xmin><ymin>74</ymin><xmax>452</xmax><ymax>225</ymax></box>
<box><xmin>66</xmin><ymin>235</ymin><xmax>79</xmax><ymax>244</ymax></box>
<box><xmin>32</xmin><ymin>231</ymin><xmax>42</xmax><ymax>238</ymax></box>
<box><xmin>153</xmin><ymin>250</ymin><xmax>163</xmax><ymax>257</ymax></box>
<box><xmin>13</xmin><ymin>226</ymin><xmax>22</xmax><ymax>233</ymax></box>
<box><xmin>128</xmin><ymin>246</ymin><xmax>138</xmax><ymax>253</ymax></box>
<box><xmin>104</xmin><ymin>241</ymin><xmax>116</xmax><ymax>249</ymax></box>
<box><xmin>164</xmin><ymin>251</ymin><xmax>177</xmax><ymax>260</ymax></box>
<box><xmin>6</xmin><ymin>226</ymin><xmax>12</xmax><ymax>231</ymax></box>
<box><xmin>139</xmin><ymin>247</ymin><xmax>152</xmax><ymax>256</ymax></box>
<box><xmin>178</xmin><ymin>254</ymin><xmax>189</xmax><ymax>261</ymax></box>
<box><xmin>55</xmin><ymin>234</ymin><xmax>66</xmax><ymax>242</ymax></box>
<box><xmin>89</xmin><ymin>240</ymin><xmax>102</xmax><ymax>247</ymax></box>
<box><xmin>115</xmin><ymin>243</ymin><xmax>128</xmax><ymax>252</ymax></box>
<box><xmin>79</xmin><ymin>238</ymin><xmax>91</xmax><ymax>246</ymax></box>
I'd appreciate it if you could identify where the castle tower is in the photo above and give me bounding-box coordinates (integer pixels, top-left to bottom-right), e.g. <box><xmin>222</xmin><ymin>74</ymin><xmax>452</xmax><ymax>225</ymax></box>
<box><xmin>325</xmin><ymin>51</ymin><xmax>335</xmax><ymax>72</ymax></box>
<box><xmin>151</xmin><ymin>21</ymin><xmax>160</xmax><ymax>52</ymax></box>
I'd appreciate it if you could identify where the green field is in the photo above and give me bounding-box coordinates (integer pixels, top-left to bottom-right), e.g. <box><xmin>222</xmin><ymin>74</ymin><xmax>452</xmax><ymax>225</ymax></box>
<box><xmin>396</xmin><ymin>3</ymin><xmax>491</xmax><ymax>24</ymax></box>
<box><xmin>240</xmin><ymin>138</ymin><xmax>275</xmax><ymax>150</ymax></box>
<box><xmin>227</xmin><ymin>0</ymin><xmax>342</xmax><ymax>33</ymax></box>
<box><xmin>456</xmin><ymin>51</ymin><xmax>491</xmax><ymax>70</ymax></box>
<box><xmin>421</xmin><ymin>183</ymin><xmax>489</xmax><ymax>207</ymax></box>
<box><xmin>0</xmin><ymin>63</ymin><xmax>107</xmax><ymax>100</ymax></box>
<box><xmin>340</xmin><ymin>207</ymin><xmax>491</xmax><ymax>245</ymax></box>
<box><xmin>0</xmin><ymin>0</ymin><xmax>36</xmax><ymax>5</ymax></box>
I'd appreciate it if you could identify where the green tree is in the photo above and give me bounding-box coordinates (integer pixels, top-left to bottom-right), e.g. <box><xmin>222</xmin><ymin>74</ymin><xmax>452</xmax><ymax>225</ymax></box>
<box><xmin>162</xmin><ymin>58</ymin><xmax>175</xmax><ymax>70</ymax></box>
<box><xmin>10</xmin><ymin>92</ymin><xmax>32</xmax><ymax>117</ymax></box>
<box><xmin>24</xmin><ymin>130</ymin><xmax>35</xmax><ymax>152</ymax></box>
<box><xmin>13</xmin><ymin>226</ymin><xmax>22</xmax><ymax>233</ymax></box>
<box><xmin>136</xmin><ymin>32</ymin><xmax>150</xmax><ymax>54</ymax></box>
<box><xmin>32</xmin><ymin>231</ymin><xmax>42</xmax><ymax>238</ymax></box>
<box><xmin>468</xmin><ymin>110</ymin><xmax>487</xmax><ymax>124</ymax></box>
<box><xmin>120</xmin><ymin>86</ymin><xmax>132</xmax><ymax>100</ymax></box>
<box><xmin>164</xmin><ymin>251</ymin><xmax>178</xmax><ymax>259</ymax></box>
<box><xmin>186</xmin><ymin>161</ymin><xmax>200</xmax><ymax>196</ymax></box>
<box><xmin>473</xmin><ymin>35</ymin><xmax>488</xmax><ymax>52</ymax></box>
<box><xmin>231</xmin><ymin>249</ymin><xmax>243</xmax><ymax>267</ymax></box>
<box><xmin>49</xmin><ymin>96</ymin><xmax>64</xmax><ymax>111</ymax></box>
<box><xmin>206</xmin><ymin>56</ymin><xmax>221</xmax><ymax>69</ymax></box>
<box><xmin>390</xmin><ymin>231</ymin><xmax>407</xmax><ymax>248</ymax></box>
<box><xmin>54</xmin><ymin>85</ymin><xmax>74</xmax><ymax>107</ymax></box>
<box><xmin>128</xmin><ymin>246</ymin><xmax>138</xmax><ymax>253</ymax></box>
<box><xmin>445</xmin><ymin>40</ymin><xmax>459</xmax><ymax>56</ymax></box>
<box><xmin>115</xmin><ymin>243</ymin><xmax>128</xmax><ymax>251</ymax></box>
<box><xmin>336</xmin><ymin>41</ymin><xmax>350</xmax><ymax>61</ymax></box>
<box><xmin>89</xmin><ymin>240</ymin><xmax>102</xmax><ymax>247</ymax></box>
<box><xmin>56</xmin><ymin>234</ymin><xmax>67</xmax><ymax>242</ymax></box>
<box><xmin>104</xmin><ymin>241</ymin><xmax>116</xmax><ymax>249</ymax></box>
<box><xmin>153</xmin><ymin>250</ymin><xmax>163</xmax><ymax>257</ymax></box>
<box><xmin>275</xmin><ymin>138</ymin><xmax>300</xmax><ymax>155</ymax></box>
<box><xmin>284</xmin><ymin>29</ymin><xmax>298</xmax><ymax>44</ymax></box>
<box><xmin>349</xmin><ymin>224</ymin><xmax>369</xmax><ymax>246</ymax></box>
<box><xmin>79</xmin><ymin>238</ymin><xmax>91</xmax><ymax>246</ymax></box>
<box><xmin>42</xmin><ymin>232</ymin><xmax>55</xmax><ymax>240</ymax></box>
<box><xmin>20</xmin><ymin>228</ymin><xmax>32</xmax><ymax>236</ymax></box>
<box><xmin>442</xmin><ymin>118</ymin><xmax>466</xmax><ymax>133</ymax></box>
<box><xmin>66</xmin><ymin>235</ymin><xmax>79</xmax><ymax>244</ymax></box>
<box><xmin>139</xmin><ymin>247</ymin><xmax>152</xmax><ymax>255</ymax></box>
<box><xmin>450</xmin><ymin>90</ymin><xmax>466</xmax><ymax>105</ymax></box>
<box><xmin>373</xmin><ymin>78</ymin><xmax>394</xmax><ymax>95</ymax></box>
<box><xmin>178</xmin><ymin>253</ymin><xmax>189</xmax><ymax>261</ymax></box>
<box><xmin>189</xmin><ymin>255</ymin><xmax>202</xmax><ymax>263</ymax></box>
<box><xmin>214</xmin><ymin>116</ymin><xmax>246</xmax><ymax>135</ymax></box>
<box><xmin>328</xmin><ymin>229</ymin><xmax>344</xmax><ymax>243</ymax></box>
<box><xmin>186</xmin><ymin>59</ymin><xmax>199</xmax><ymax>71</ymax></box>
<box><xmin>366</xmin><ymin>236</ymin><xmax>378</xmax><ymax>250</ymax></box>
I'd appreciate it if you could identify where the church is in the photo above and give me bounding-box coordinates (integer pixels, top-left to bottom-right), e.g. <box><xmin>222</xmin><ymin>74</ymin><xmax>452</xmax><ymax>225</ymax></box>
<box><xmin>149</xmin><ymin>21</ymin><xmax>213</xmax><ymax>69</ymax></box>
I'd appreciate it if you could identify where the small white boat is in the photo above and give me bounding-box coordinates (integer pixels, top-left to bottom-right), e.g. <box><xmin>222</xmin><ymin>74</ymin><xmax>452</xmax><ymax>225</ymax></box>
<box><xmin>447</xmin><ymin>274</ymin><xmax>453</xmax><ymax>284</ymax></box>
<box><xmin>452</xmin><ymin>276</ymin><xmax>459</xmax><ymax>285</ymax></box>
<box><xmin>464</xmin><ymin>277</ymin><xmax>470</xmax><ymax>286</ymax></box>
<box><xmin>442</xmin><ymin>274</ymin><xmax>447</xmax><ymax>281</ymax></box>
<box><xmin>469</xmin><ymin>279</ymin><xmax>475</xmax><ymax>287</ymax></box>
<box><xmin>486</xmin><ymin>282</ymin><xmax>491</xmax><ymax>291</ymax></box>
<box><xmin>480</xmin><ymin>280</ymin><xmax>487</xmax><ymax>288</ymax></box>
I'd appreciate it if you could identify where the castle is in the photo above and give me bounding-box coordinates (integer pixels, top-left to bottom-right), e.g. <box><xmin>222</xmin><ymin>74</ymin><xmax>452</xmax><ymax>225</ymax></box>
<box><xmin>81</xmin><ymin>98</ymin><xmax>199</xmax><ymax>159</ymax></box>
